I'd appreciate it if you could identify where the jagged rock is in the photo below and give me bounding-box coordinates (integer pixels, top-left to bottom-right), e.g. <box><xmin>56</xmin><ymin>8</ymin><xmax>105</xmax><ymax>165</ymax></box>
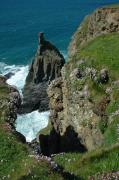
<box><xmin>21</xmin><ymin>33</ymin><xmax>65</xmax><ymax>113</ymax></box>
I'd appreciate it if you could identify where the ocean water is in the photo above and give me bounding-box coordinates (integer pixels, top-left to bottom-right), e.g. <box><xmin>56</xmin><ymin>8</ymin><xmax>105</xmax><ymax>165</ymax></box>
<box><xmin>0</xmin><ymin>0</ymin><xmax>119</xmax><ymax>142</ymax></box>
<box><xmin>16</xmin><ymin>111</ymin><xmax>49</xmax><ymax>142</ymax></box>
<box><xmin>0</xmin><ymin>0</ymin><xmax>119</xmax><ymax>65</ymax></box>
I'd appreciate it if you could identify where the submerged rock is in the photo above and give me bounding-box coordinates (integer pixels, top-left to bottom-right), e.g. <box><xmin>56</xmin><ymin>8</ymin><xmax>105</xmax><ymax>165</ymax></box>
<box><xmin>4</xmin><ymin>72</ymin><xmax>14</xmax><ymax>80</ymax></box>
<box><xmin>21</xmin><ymin>33</ymin><xmax>65</xmax><ymax>114</ymax></box>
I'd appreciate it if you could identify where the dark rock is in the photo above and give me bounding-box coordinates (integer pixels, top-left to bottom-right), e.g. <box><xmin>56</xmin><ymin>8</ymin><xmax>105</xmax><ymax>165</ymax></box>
<box><xmin>39</xmin><ymin>128</ymin><xmax>60</xmax><ymax>156</ymax></box>
<box><xmin>5</xmin><ymin>72</ymin><xmax>14</xmax><ymax>80</ymax></box>
<box><xmin>5</xmin><ymin>85</ymin><xmax>22</xmax><ymax>127</ymax></box>
<box><xmin>13</xmin><ymin>131</ymin><xmax>26</xmax><ymax>143</ymax></box>
<box><xmin>98</xmin><ymin>69</ymin><xmax>109</xmax><ymax>84</ymax></box>
<box><xmin>28</xmin><ymin>139</ymin><xmax>41</xmax><ymax>155</ymax></box>
<box><xmin>21</xmin><ymin>33</ymin><xmax>65</xmax><ymax>114</ymax></box>
<box><xmin>39</xmin><ymin>126</ymin><xmax>87</xmax><ymax>156</ymax></box>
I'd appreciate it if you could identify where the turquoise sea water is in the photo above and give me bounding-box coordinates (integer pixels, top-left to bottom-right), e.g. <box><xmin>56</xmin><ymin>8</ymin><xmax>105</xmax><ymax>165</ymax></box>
<box><xmin>0</xmin><ymin>0</ymin><xmax>119</xmax><ymax>65</ymax></box>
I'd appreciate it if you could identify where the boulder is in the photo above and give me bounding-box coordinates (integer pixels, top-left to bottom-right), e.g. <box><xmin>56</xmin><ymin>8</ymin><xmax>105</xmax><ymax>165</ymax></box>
<box><xmin>4</xmin><ymin>72</ymin><xmax>14</xmax><ymax>80</ymax></box>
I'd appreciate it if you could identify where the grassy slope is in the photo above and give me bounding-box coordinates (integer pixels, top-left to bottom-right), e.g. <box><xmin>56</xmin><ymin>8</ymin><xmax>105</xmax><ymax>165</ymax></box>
<box><xmin>54</xmin><ymin>145</ymin><xmax>119</xmax><ymax>179</ymax></box>
<box><xmin>0</xmin><ymin>83</ymin><xmax>63</xmax><ymax>180</ymax></box>
<box><xmin>53</xmin><ymin>32</ymin><xmax>119</xmax><ymax>179</ymax></box>
<box><xmin>79</xmin><ymin>33</ymin><xmax>119</xmax><ymax>79</ymax></box>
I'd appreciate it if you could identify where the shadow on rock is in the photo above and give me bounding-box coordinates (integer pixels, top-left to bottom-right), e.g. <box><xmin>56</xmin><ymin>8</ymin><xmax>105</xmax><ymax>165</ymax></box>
<box><xmin>39</xmin><ymin>125</ymin><xmax>87</xmax><ymax>156</ymax></box>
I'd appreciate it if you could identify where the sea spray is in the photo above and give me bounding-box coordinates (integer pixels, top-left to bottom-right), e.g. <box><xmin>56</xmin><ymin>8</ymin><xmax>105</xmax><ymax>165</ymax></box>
<box><xmin>16</xmin><ymin>111</ymin><xmax>49</xmax><ymax>142</ymax></box>
<box><xmin>0</xmin><ymin>62</ymin><xmax>49</xmax><ymax>142</ymax></box>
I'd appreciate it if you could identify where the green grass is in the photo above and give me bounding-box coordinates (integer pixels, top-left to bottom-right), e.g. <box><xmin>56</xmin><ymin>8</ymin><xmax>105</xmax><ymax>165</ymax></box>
<box><xmin>79</xmin><ymin>33</ymin><xmax>119</xmax><ymax>80</ymax></box>
<box><xmin>106</xmin><ymin>89</ymin><xmax>119</xmax><ymax>115</ymax></box>
<box><xmin>0</xmin><ymin>127</ymin><xmax>63</xmax><ymax>180</ymax></box>
<box><xmin>54</xmin><ymin>145</ymin><xmax>119</xmax><ymax>179</ymax></box>
<box><xmin>1</xmin><ymin>10</ymin><xmax>119</xmax><ymax>180</ymax></box>
<box><xmin>59</xmin><ymin>26</ymin><xmax>119</xmax><ymax>180</ymax></box>
<box><xmin>0</xmin><ymin>84</ymin><xmax>64</xmax><ymax>180</ymax></box>
<box><xmin>0</xmin><ymin>128</ymin><xmax>29</xmax><ymax>179</ymax></box>
<box><xmin>19</xmin><ymin>161</ymin><xmax>63</xmax><ymax>180</ymax></box>
<box><xmin>66</xmin><ymin>33</ymin><xmax>119</xmax><ymax>103</ymax></box>
<box><xmin>104</xmin><ymin>117</ymin><xmax>119</xmax><ymax>146</ymax></box>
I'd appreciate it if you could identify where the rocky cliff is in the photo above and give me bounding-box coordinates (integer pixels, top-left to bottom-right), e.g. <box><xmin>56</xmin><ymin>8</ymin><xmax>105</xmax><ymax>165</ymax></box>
<box><xmin>68</xmin><ymin>6</ymin><xmax>119</xmax><ymax>57</ymax></box>
<box><xmin>21</xmin><ymin>33</ymin><xmax>65</xmax><ymax>113</ymax></box>
<box><xmin>39</xmin><ymin>6</ymin><xmax>119</xmax><ymax>155</ymax></box>
<box><xmin>0</xmin><ymin>75</ymin><xmax>26</xmax><ymax>142</ymax></box>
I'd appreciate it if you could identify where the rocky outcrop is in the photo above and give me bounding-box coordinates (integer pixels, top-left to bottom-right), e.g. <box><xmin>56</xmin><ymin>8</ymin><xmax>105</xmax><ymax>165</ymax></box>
<box><xmin>21</xmin><ymin>33</ymin><xmax>65</xmax><ymax>113</ymax></box>
<box><xmin>39</xmin><ymin>6</ymin><xmax>119</xmax><ymax>154</ymax></box>
<box><xmin>69</xmin><ymin>6</ymin><xmax>119</xmax><ymax>57</ymax></box>
<box><xmin>0</xmin><ymin>75</ymin><xmax>26</xmax><ymax>143</ymax></box>
<box><xmin>45</xmin><ymin>69</ymin><xmax>104</xmax><ymax>154</ymax></box>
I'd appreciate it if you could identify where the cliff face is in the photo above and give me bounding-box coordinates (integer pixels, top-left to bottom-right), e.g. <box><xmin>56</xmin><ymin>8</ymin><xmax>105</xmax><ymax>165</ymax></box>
<box><xmin>40</xmin><ymin>6</ymin><xmax>119</xmax><ymax>155</ymax></box>
<box><xmin>21</xmin><ymin>33</ymin><xmax>65</xmax><ymax>113</ymax></box>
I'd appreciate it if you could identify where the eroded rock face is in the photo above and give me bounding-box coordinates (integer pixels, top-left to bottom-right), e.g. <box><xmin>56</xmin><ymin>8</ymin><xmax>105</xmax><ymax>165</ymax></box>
<box><xmin>21</xmin><ymin>33</ymin><xmax>65</xmax><ymax>113</ymax></box>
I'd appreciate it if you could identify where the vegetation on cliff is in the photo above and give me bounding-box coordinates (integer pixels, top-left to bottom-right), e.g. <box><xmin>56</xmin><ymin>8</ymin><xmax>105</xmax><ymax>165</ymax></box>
<box><xmin>0</xmin><ymin>79</ymin><xmax>64</xmax><ymax>180</ymax></box>
<box><xmin>0</xmin><ymin>4</ymin><xmax>119</xmax><ymax>180</ymax></box>
<box><xmin>54</xmin><ymin>145</ymin><xmax>119</xmax><ymax>179</ymax></box>
<box><xmin>39</xmin><ymin>5</ymin><xmax>119</xmax><ymax>179</ymax></box>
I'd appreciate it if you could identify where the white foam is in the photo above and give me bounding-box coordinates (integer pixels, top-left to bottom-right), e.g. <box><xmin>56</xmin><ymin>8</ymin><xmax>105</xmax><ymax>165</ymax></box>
<box><xmin>0</xmin><ymin>62</ymin><xmax>29</xmax><ymax>93</ymax></box>
<box><xmin>0</xmin><ymin>62</ymin><xmax>50</xmax><ymax>142</ymax></box>
<box><xmin>7</xmin><ymin>66</ymin><xmax>28</xmax><ymax>94</ymax></box>
<box><xmin>0</xmin><ymin>62</ymin><xmax>20</xmax><ymax>75</ymax></box>
<box><xmin>16</xmin><ymin>111</ymin><xmax>49</xmax><ymax>142</ymax></box>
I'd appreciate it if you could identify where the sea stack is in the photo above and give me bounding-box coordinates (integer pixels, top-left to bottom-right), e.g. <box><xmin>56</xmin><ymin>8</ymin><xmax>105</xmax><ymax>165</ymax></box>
<box><xmin>20</xmin><ymin>33</ymin><xmax>65</xmax><ymax>113</ymax></box>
